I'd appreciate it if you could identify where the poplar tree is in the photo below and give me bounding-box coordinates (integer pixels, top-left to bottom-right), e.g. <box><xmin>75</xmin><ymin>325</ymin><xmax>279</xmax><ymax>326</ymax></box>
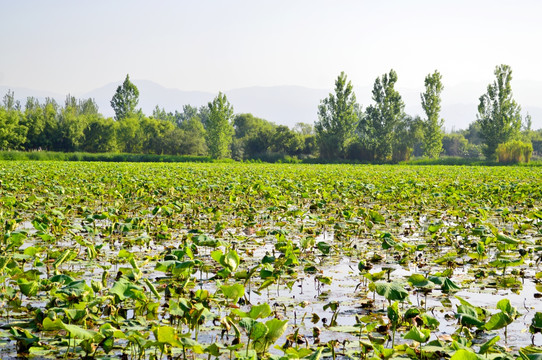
<box><xmin>364</xmin><ymin>69</ymin><xmax>404</xmax><ymax>161</ymax></box>
<box><xmin>111</xmin><ymin>74</ymin><xmax>140</xmax><ymax>120</ymax></box>
<box><xmin>315</xmin><ymin>72</ymin><xmax>360</xmax><ymax>159</ymax></box>
<box><xmin>421</xmin><ymin>70</ymin><xmax>444</xmax><ymax>158</ymax></box>
<box><xmin>206</xmin><ymin>92</ymin><xmax>234</xmax><ymax>159</ymax></box>
<box><xmin>477</xmin><ymin>64</ymin><xmax>522</xmax><ymax>159</ymax></box>
<box><xmin>0</xmin><ymin>91</ymin><xmax>27</xmax><ymax>150</ymax></box>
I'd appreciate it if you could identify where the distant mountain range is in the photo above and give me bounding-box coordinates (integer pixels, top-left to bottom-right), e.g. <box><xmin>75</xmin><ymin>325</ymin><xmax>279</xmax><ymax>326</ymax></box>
<box><xmin>2</xmin><ymin>79</ymin><xmax>541</xmax><ymax>131</ymax></box>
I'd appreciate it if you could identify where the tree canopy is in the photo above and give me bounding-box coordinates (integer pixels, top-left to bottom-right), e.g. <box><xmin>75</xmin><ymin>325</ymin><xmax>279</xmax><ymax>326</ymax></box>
<box><xmin>0</xmin><ymin>65</ymin><xmax>539</xmax><ymax>163</ymax></box>
<box><xmin>421</xmin><ymin>70</ymin><xmax>444</xmax><ymax>158</ymax></box>
<box><xmin>206</xmin><ymin>92</ymin><xmax>234</xmax><ymax>159</ymax></box>
<box><xmin>111</xmin><ymin>74</ymin><xmax>140</xmax><ymax>121</ymax></box>
<box><xmin>315</xmin><ymin>72</ymin><xmax>360</xmax><ymax>159</ymax></box>
<box><xmin>477</xmin><ymin>64</ymin><xmax>522</xmax><ymax>159</ymax></box>
<box><xmin>363</xmin><ymin>69</ymin><xmax>405</xmax><ymax>161</ymax></box>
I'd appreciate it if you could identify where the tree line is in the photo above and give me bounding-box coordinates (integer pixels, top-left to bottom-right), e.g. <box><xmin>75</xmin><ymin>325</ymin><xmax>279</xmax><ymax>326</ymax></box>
<box><xmin>1</xmin><ymin>67</ymin><xmax>540</xmax><ymax>162</ymax></box>
<box><xmin>315</xmin><ymin>65</ymin><xmax>539</xmax><ymax>162</ymax></box>
<box><xmin>0</xmin><ymin>75</ymin><xmax>315</xmax><ymax>161</ymax></box>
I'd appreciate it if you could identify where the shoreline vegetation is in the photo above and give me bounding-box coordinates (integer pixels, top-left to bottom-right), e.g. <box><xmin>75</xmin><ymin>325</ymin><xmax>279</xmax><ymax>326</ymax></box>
<box><xmin>1</xmin><ymin>150</ymin><xmax>541</xmax><ymax>166</ymax></box>
<box><xmin>2</xmin><ymin>66</ymin><xmax>541</xmax><ymax>165</ymax></box>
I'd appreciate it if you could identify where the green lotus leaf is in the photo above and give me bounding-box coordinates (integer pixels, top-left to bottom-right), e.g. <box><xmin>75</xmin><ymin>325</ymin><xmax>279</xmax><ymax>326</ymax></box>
<box><xmin>450</xmin><ymin>349</ymin><xmax>482</xmax><ymax>360</ymax></box>
<box><xmin>442</xmin><ymin>278</ymin><xmax>461</xmax><ymax>293</ymax></box>
<box><xmin>408</xmin><ymin>274</ymin><xmax>434</xmax><ymax>288</ymax></box>
<box><xmin>455</xmin><ymin>305</ymin><xmax>485</xmax><ymax>327</ymax></box>
<box><xmin>247</xmin><ymin>303</ymin><xmax>272</xmax><ymax>320</ymax></box>
<box><xmin>478</xmin><ymin>335</ymin><xmax>500</xmax><ymax>355</ymax></box>
<box><xmin>375</xmin><ymin>281</ymin><xmax>409</xmax><ymax>302</ymax></box>
<box><xmin>109</xmin><ymin>277</ymin><xmax>144</xmax><ymax>302</ymax></box>
<box><xmin>220</xmin><ymin>283</ymin><xmax>245</xmax><ymax>304</ymax></box>
<box><xmin>404</xmin><ymin>326</ymin><xmax>430</xmax><ymax>343</ymax></box>
<box><xmin>17</xmin><ymin>279</ymin><xmax>39</xmax><ymax>297</ymax></box>
<box><xmin>530</xmin><ymin>312</ymin><xmax>542</xmax><ymax>333</ymax></box>
<box><xmin>484</xmin><ymin>312</ymin><xmax>513</xmax><ymax>331</ymax></box>
<box><xmin>253</xmin><ymin>318</ymin><xmax>288</xmax><ymax>353</ymax></box>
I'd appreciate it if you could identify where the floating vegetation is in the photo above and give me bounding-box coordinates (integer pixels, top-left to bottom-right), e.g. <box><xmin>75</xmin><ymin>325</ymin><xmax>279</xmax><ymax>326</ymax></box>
<box><xmin>0</xmin><ymin>161</ymin><xmax>541</xmax><ymax>359</ymax></box>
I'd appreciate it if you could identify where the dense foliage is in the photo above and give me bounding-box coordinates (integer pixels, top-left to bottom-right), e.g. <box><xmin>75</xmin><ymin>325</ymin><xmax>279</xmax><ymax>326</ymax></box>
<box><xmin>496</xmin><ymin>140</ymin><xmax>533</xmax><ymax>163</ymax></box>
<box><xmin>206</xmin><ymin>92</ymin><xmax>235</xmax><ymax>159</ymax></box>
<box><xmin>1</xmin><ymin>65</ymin><xmax>541</xmax><ymax>162</ymax></box>
<box><xmin>315</xmin><ymin>72</ymin><xmax>360</xmax><ymax>159</ymax></box>
<box><xmin>0</xmin><ymin>91</ymin><xmax>314</xmax><ymax>161</ymax></box>
<box><xmin>421</xmin><ymin>71</ymin><xmax>444</xmax><ymax>159</ymax></box>
<box><xmin>111</xmin><ymin>75</ymin><xmax>140</xmax><ymax>121</ymax></box>
<box><xmin>478</xmin><ymin>65</ymin><xmax>523</xmax><ymax>160</ymax></box>
<box><xmin>0</xmin><ymin>162</ymin><xmax>541</xmax><ymax>359</ymax></box>
<box><xmin>362</xmin><ymin>69</ymin><xmax>406</xmax><ymax>161</ymax></box>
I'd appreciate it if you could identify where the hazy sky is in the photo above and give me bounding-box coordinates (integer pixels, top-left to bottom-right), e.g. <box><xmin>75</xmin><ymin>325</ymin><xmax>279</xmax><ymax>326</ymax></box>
<box><xmin>1</xmin><ymin>0</ymin><xmax>541</xmax><ymax>95</ymax></box>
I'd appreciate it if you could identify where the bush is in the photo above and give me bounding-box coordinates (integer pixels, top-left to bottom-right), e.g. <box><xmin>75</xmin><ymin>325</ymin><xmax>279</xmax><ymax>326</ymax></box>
<box><xmin>346</xmin><ymin>142</ymin><xmax>373</xmax><ymax>161</ymax></box>
<box><xmin>442</xmin><ymin>133</ymin><xmax>468</xmax><ymax>157</ymax></box>
<box><xmin>496</xmin><ymin>140</ymin><xmax>533</xmax><ymax>163</ymax></box>
<box><xmin>404</xmin><ymin>157</ymin><xmax>485</xmax><ymax>166</ymax></box>
<box><xmin>248</xmin><ymin>152</ymin><xmax>301</xmax><ymax>163</ymax></box>
<box><xmin>392</xmin><ymin>145</ymin><xmax>413</xmax><ymax>162</ymax></box>
<box><xmin>463</xmin><ymin>144</ymin><xmax>483</xmax><ymax>159</ymax></box>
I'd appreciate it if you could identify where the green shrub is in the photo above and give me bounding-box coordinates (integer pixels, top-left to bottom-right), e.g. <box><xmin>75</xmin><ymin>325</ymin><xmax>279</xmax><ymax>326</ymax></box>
<box><xmin>403</xmin><ymin>157</ymin><xmax>485</xmax><ymax>166</ymax></box>
<box><xmin>0</xmin><ymin>151</ymin><xmax>214</xmax><ymax>163</ymax></box>
<box><xmin>346</xmin><ymin>141</ymin><xmax>373</xmax><ymax>161</ymax></box>
<box><xmin>392</xmin><ymin>145</ymin><xmax>413</xmax><ymax>162</ymax></box>
<box><xmin>464</xmin><ymin>144</ymin><xmax>483</xmax><ymax>159</ymax></box>
<box><xmin>496</xmin><ymin>140</ymin><xmax>533</xmax><ymax>163</ymax></box>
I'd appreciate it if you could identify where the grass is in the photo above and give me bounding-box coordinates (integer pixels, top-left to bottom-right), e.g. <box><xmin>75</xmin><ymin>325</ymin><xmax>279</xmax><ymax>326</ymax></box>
<box><xmin>1</xmin><ymin>150</ymin><xmax>541</xmax><ymax>166</ymax></box>
<box><xmin>402</xmin><ymin>156</ymin><xmax>542</xmax><ymax>166</ymax></box>
<box><xmin>0</xmin><ymin>150</ymin><xmax>222</xmax><ymax>163</ymax></box>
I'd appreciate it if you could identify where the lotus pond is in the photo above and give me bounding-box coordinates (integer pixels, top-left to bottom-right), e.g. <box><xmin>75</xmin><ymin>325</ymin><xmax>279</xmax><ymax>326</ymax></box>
<box><xmin>0</xmin><ymin>161</ymin><xmax>541</xmax><ymax>360</ymax></box>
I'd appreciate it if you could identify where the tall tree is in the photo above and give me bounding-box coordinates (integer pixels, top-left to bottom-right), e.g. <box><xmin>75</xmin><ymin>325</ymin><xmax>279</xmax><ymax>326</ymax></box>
<box><xmin>42</xmin><ymin>100</ymin><xmax>60</xmax><ymax>150</ymax></box>
<box><xmin>421</xmin><ymin>70</ymin><xmax>444</xmax><ymax>158</ymax></box>
<box><xmin>2</xmin><ymin>90</ymin><xmax>20</xmax><ymax>112</ymax></box>
<box><xmin>83</xmin><ymin>117</ymin><xmax>117</xmax><ymax>153</ymax></box>
<box><xmin>363</xmin><ymin>69</ymin><xmax>405</xmax><ymax>161</ymax></box>
<box><xmin>197</xmin><ymin>105</ymin><xmax>211</xmax><ymax>129</ymax></box>
<box><xmin>294</xmin><ymin>122</ymin><xmax>315</xmax><ymax>136</ymax></box>
<box><xmin>463</xmin><ymin>121</ymin><xmax>483</xmax><ymax>145</ymax></box>
<box><xmin>233</xmin><ymin>113</ymin><xmax>274</xmax><ymax>139</ymax></box>
<box><xmin>110</xmin><ymin>74</ymin><xmax>140</xmax><ymax>120</ymax></box>
<box><xmin>442</xmin><ymin>133</ymin><xmax>468</xmax><ymax>157</ymax></box>
<box><xmin>178</xmin><ymin>117</ymin><xmax>207</xmax><ymax>155</ymax></box>
<box><xmin>232</xmin><ymin>113</ymin><xmax>274</xmax><ymax>159</ymax></box>
<box><xmin>315</xmin><ymin>72</ymin><xmax>360</xmax><ymax>159</ymax></box>
<box><xmin>78</xmin><ymin>98</ymin><xmax>99</xmax><ymax>116</ymax></box>
<box><xmin>206</xmin><ymin>92</ymin><xmax>234</xmax><ymax>159</ymax></box>
<box><xmin>140</xmin><ymin>117</ymin><xmax>179</xmax><ymax>154</ymax></box>
<box><xmin>393</xmin><ymin>115</ymin><xmax>423</xmax><ymax>162</ymax></box>
<box><xmin>477</xmin><ymin>64</ymin><xmax>522</xmax><ymax>159</ymax></box>
<box><xmin>57</xmin><ymin>95</ymin><xmax>88</xmax><ymax>151</ymax></box>
<box><xmin>269</xmin><ymin>125</ymin><xmax>304</xmax><ymax>155</ymax></box>
<box><xmin>0</xmin><ymin>92</ymin><xmax>27</xmax><ymax>150</ymax></box>
<box><xmin>22</xmin><ymin>97</ymin><xmax>46</xmax><ymax>150</ymax></box>
<box><xmin>117</xmin><ymin>116</ymin><xmax>143</xmax><ymax>153</ymax></box>
<box><xmin>174</xmin><ymin>104</ymin><xmax>199</xmax><ymax>127</ymax></box>
<box><xmin>152</xmin><ymin>106</ymin><xmax>175</xmax><ymax>123</ymax></box>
